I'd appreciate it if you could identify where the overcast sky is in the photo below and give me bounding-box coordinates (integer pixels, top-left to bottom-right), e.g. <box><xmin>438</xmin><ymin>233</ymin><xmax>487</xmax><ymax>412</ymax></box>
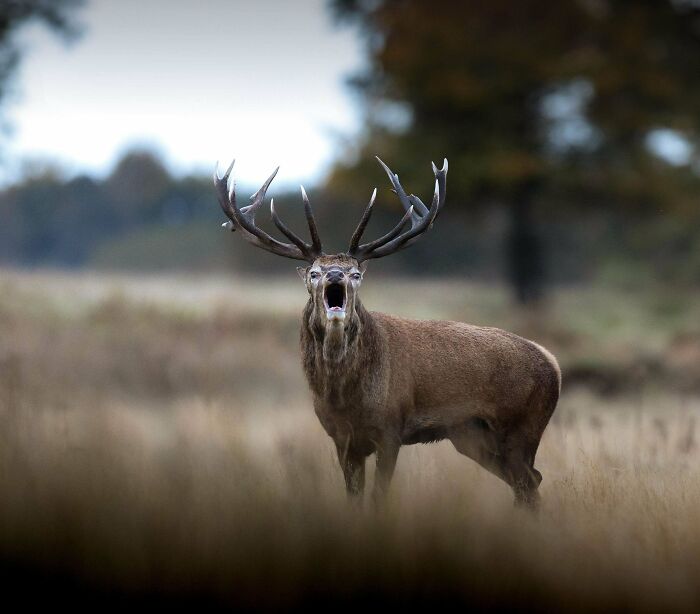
<box><xmin>3</xmin><ymin>0</ymin><xmax>364</xmax><ymax>188</ymax></box>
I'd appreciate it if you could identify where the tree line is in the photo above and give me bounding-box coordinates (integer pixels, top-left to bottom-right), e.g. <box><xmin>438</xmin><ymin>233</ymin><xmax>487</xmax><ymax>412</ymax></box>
<box><xmin>2</xmin><ymin>0</ymin><xmax>700</xmax><ymax>297</ymax></box>
<box><xmin>1</xmin><ymin>147</ymin><xmax>699</xmax><ymax>292</ymax></box>
<box><xmin>328</xmin><ymin>0</ymin><xmax>700</xmax><ymax>301</ymax></box>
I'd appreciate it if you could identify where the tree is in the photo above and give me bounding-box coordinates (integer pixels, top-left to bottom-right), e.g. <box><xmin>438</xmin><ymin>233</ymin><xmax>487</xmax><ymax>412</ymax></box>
<box><xmin>0</xmin><ymin>0</ymin><xmax>84</xmax><ymax>133</ymax></box>
<box><xmin>328</xmin><ymin>0</ymin><xmax>700</xmax><ymax>302</ymax></box>
<box><xmin>106</xmin><ymin>149</ymin><xmax>172</xmax><ymax>226</ymax></box>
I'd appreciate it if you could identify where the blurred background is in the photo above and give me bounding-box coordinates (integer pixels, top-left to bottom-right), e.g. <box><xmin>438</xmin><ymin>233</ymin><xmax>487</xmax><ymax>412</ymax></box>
<box><xmin>4</xmin><ymin>0</ymin><xmax>700</xmax><ymax>294</ymax></box>
<box><xmin>3</xmin><ymin>0</ymin><xmax>700</xmax><ymax>609</ymax></box>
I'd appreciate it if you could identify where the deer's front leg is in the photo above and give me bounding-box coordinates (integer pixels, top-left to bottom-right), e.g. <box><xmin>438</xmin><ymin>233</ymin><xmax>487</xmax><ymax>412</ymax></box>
<box><xmin>372</xmin><ymin>437</ymin><xmax>400</xmax><ymax>506</ymax></box>
<box><xmin>334</xmin><ymin>439</ymin><xmax>366</xmax><ymax>500</ymax></box>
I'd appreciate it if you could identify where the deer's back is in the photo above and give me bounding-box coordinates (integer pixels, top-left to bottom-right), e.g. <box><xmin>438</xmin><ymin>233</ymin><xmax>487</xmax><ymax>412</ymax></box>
<box><xmin>371</xmin><ymin>312</ymin><xmax>561</xmax><ymax>430</ymax></box>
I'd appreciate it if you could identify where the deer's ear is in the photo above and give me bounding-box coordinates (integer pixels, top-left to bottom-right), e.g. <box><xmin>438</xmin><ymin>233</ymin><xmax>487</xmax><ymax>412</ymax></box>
<box><xmin>359</xmin><ymin>261</ymin><xmax>368</xmax><ymax>275</ymax></box>
<box><xmin>296</xmin><ymin>266</ymin><xmax>308</xmax><ymax>281</ymax></box>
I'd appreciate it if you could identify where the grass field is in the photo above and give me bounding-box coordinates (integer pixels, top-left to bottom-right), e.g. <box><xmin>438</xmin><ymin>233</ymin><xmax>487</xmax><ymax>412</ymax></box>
<box><xmin>2</xmin><ymin>269</ymin><xmax>700</xmax><ymax>610</ymax></box>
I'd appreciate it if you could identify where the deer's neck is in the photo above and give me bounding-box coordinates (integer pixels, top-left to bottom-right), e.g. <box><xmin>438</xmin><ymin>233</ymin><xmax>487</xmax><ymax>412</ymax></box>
<box><xmin>301</xmin><ymin>299</ymin><xmax>379</xmax><ymax>403</ymax></box>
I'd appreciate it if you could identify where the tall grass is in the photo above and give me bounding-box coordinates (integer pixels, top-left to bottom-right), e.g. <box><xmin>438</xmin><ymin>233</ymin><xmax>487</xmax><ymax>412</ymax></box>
<box><xmin>2</xmin><ymin>269</ymin><xmax>700</xmax><ymax>609</ymax></box>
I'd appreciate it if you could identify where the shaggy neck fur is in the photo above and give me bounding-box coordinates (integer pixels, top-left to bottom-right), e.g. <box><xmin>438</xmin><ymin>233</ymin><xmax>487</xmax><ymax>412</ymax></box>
<box><xmin>301</xmin><ymin>297</ymin><xmax>378</xmax><ymax>406</ymax></box>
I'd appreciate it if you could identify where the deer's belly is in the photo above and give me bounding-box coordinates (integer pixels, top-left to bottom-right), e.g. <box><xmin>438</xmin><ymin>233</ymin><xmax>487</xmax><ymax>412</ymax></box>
<box><xmin>402</xmin><ymin>393</ymin><xmax>504</xmax><ymax>442</ymax></box>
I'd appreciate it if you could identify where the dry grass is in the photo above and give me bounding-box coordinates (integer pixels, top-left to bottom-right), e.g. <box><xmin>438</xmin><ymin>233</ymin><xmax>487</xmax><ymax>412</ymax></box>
<box><xmin>2</xmin><ymin>269</ymin><xmax>700</xmax><ymax>610</ymax></box>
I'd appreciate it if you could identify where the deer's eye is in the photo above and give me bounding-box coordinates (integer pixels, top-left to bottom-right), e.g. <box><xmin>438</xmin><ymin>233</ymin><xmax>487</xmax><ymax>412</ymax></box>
<box><xmin>351</xmin><ymin>273</ymin><xmax>361</xmax><ymax>281</ymax></box>
<box><xmin>310</xmin><ymin>271</ymin><xmax>320</xmax><ymax>280</ymax></box>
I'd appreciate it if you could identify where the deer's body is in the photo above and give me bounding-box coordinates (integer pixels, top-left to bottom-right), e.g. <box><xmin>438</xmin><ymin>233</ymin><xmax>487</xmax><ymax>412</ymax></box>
<box><xmin>214</xmin><ymin>155</ymin><xmax>560</xmax><ymax>507</ymax></box>
<box><xmin>302</xmin><ymin>286</ymin><xmax>560</xmax><ymax>505</ymax></box>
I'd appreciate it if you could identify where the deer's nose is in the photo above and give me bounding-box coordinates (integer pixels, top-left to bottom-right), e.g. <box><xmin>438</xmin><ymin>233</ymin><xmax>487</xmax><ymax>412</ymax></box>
<box><xmin>325</xmin><ymin>270</ymin><xmax>344</xmax><ymax>283</ymax></box>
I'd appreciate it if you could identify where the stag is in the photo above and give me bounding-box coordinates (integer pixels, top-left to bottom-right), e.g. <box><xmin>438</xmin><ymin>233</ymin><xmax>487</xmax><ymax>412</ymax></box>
<box><xmin>214</xmin><ymin>157</ymin><xmax>560</xmax><ymax>507</ymax></box>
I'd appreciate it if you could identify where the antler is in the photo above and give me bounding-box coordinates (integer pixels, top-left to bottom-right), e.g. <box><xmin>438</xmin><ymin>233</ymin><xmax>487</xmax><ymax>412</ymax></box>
<box><xmin>348</xmin><ymin>156</ymin><xmax>448</xmax><ymax>262</ymax></box>
<box><xmin>213</xmin><ymin>160</ymin><xmax>323</xmax><ymax>262</ymax></box>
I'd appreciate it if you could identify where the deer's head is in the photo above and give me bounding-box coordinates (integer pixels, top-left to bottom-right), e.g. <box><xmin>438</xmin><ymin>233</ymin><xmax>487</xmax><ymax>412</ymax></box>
<box><xmin>297</xmin><ymin>253</ymin><xmax>365</xmax><ymax>332</ymax></box>
<box><xmin>214</xmin><ymin>156</ymin><xmax>448</xmax><ymax>335</ymax></box>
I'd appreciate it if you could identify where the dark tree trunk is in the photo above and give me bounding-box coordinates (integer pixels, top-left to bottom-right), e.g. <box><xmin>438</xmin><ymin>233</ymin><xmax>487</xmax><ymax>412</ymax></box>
<box><xmin>506</xmin><ymin>180</ymin><xmax>545</xmax><ymax>305</ymax></box>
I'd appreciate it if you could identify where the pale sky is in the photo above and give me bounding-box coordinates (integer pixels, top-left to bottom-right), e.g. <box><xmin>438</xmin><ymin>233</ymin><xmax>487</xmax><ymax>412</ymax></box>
<box><xmin>3</xmin><ymin>0</ymin><xmax>364</xmax><ymax>188</ymax></box>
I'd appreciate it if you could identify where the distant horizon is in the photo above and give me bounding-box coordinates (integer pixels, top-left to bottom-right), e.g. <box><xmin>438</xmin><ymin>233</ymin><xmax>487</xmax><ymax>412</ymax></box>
<box><xmin>1</xmin><ymin>0</ymin><xmax>363</xmax><ymax>189</ymax></box>
<box><xmin>7</xmin><ymin>145</ymin><xmax>342</xmax><ymax>194</ymax></box>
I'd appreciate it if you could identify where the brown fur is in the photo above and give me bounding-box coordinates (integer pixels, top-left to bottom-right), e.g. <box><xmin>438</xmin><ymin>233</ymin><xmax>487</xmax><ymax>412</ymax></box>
<box><xmin>300</xmin><ymin>254</ymin><xmax>560</xmax><ymax>508</ymax></box>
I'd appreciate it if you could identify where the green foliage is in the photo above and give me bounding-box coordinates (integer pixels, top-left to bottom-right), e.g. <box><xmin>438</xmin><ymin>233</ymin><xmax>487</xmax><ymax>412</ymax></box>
<box><xmin>0</xmin><ymin>149</ymin><xmax>335</xmax><ymax>275</ymax></box>
<box><xmin>331</xmin><ymin>0</ymin><xmax>700</xmax><ymax>198</ymax></box>
<box><xmin>0</xmin><ymin>149</ymin><xmax>217</xmax><ymax>268</ymax></box>
<box><xmin>328</xmin><ymin>0</ymin><xmax>700</xmax><ymax>298</ymax></box>
<box><xmin>0</xmin><ymin>1</ymin><xmax>84</xmax><ymax>132</ymax></box>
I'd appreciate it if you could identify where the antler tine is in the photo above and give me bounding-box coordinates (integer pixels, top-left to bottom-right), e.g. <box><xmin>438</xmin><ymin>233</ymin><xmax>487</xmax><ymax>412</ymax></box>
<box><xmin>270</xmin><ymin>198</ymin><xmax>309</xmax><ymax>253</ymax></box>
<box><xmin>367</xmin><ymin>180</ymin><xmax>439</xmax><ymax>259</ymax></box>
<box><xmin>353</xmin><ymin>205</ymin><xmax>413</xmax><ymax>256</ymax></box>
<box><xmin>370</xmin><ymin>179</ymin><xmax>440</xmax><ymax>257</ymax></box>
<box><xmin>432</xmin><ymin>157</ymin><xmax>448</xmax><ymax>216</ymax></box>
<box><xmin>348</xmin><ymin>188</ymin><xmax>377</xmax><ymax>252</ymax></box>
<box><xmin>300</xmin><ymin>186</ymin><xmax>323</xmax><ymax>255</ymax></box>
<box><xmin>228</xmin><ymin>173</ymin><xmax>300</xmax><ymax>257</ymax></box>
<box><xmin>214</xmin><ymin>159</ymin><xmax>237</xmax><ymax>229</ymax></box>
<box><xmin>240</xmin><ymin>166</ymin><xmax>278</xmax><ymax>215</ymax></box>
<box><xmin>375</xmin><ymin>156</ymin><xmax>430</xmax><ymax>217</ymax></box>
<box><xmin>348</xmin><ymin>158</ymin><xmax>446</xmax><ymax>262</ymax></box>
<box><xmin>213</xmin><ymin>162</ymin><xmax>322</xmax><ymax>262</ymax></box>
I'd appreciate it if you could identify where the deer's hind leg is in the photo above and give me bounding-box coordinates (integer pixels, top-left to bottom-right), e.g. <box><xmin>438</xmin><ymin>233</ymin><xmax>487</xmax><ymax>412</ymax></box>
<box><xmin>499</xmin><ymin>435</ymin><xmax>542</xmax><ymax>508</ymax></box>
<box><xmin>448</xmin><ymin>417</ymin><xmax>542</xmax><ymax>509</ymax></box>
<box><xmin>448</xmin><ymin>417</ymin><xmax>509</xmax><ymax>484</ymax></box>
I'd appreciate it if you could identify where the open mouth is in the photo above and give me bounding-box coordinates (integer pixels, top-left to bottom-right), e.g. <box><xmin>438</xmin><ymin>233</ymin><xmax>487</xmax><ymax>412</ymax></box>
<box><xmin>324</xmin><ymin>283</ymin><xmax>346</xmax><ymax>320</ymax></box>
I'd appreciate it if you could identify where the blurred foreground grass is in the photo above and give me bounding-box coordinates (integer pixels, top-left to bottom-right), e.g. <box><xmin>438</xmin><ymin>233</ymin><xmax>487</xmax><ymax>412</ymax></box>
<box><xmin>2</xmin><ymin>269</ymin><xmax>700</xmax><ymax>610</ymax></box>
